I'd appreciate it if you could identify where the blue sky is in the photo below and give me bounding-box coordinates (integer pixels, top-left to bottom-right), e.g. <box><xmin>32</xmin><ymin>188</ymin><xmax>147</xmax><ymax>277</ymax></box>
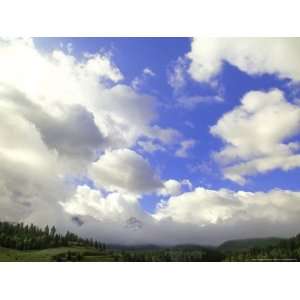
<box><xmin>2</xmin><ymin>37</ymin><xmax>300</xmax><ymax>244</ymax></box>
<box><xmin>35</xmin><ymin>38</ymin><xmax>300</xmax><ymax>202</ymax></box>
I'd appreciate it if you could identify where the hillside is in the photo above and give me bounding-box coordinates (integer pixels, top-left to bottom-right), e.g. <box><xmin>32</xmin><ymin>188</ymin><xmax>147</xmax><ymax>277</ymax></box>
<box><xmin>2</xmin><ymin>220</ymin><xmax>300</xmax><ymax>261</ymax></box>
<box><xmin>0</xmin><ymin>246</ymin><xmax>114</xmax><ymax>262</ymax></box>
<box><xmin>218</xmin><ymin>237</ymin><xmax>284</xmax><ymax>252</ymax></box>
<box><xmin>0</xmin><ymin>220</ymin><xmax>111</xmax><ymax>261</ymax></box>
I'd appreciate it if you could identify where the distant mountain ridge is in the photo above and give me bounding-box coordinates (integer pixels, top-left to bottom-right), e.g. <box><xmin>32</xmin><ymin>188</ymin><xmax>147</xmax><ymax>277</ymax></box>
<box><xmin>2</xmin><ymin>219</ymin><xmax>300</xmax><ymax>261</ymax></box>
<box><xmin>218</xmin><ymin>237</ymin><xmax>285</xmax><ymax>252</ymax></box>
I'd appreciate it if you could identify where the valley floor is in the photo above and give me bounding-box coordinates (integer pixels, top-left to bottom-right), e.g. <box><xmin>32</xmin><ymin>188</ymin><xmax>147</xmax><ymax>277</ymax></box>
<box><xmin>0</xmin><ymin>246</ymin><xmax>114</xmax><ymax>262</ymax></box>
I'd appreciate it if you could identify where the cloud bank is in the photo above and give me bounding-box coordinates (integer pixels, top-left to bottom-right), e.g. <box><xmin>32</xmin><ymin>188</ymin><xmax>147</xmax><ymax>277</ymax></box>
<box><xmin>211</xmin><ymin>89</ymin><xmax>300</xmax><ymax>184</ymax></box>
<box><xmin>187</xmin><ymin>38</ymin><xmax>300</xmax><ymax>82</ymax></box>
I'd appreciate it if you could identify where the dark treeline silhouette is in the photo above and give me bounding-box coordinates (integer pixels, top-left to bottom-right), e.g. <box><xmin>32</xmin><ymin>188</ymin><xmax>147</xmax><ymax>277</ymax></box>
<box><xmin>112</xmin><ymin>247</ymin><xmax>225</xmax><ymax>262</ymax></box>
<box><xmin>0</xmin><ymin>221</ymin><xmax>106</xmax><ymax>251</ymax></box>
<box><xmin>111</xmin><ymin>234</ymin><xmax>300</xmax><ymax>261</ymax></box>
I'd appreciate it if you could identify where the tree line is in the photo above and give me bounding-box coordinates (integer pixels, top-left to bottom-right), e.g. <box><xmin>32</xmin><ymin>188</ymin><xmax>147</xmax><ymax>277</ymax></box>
<box><xmin>224</xmin><ymin>234</ymin><xmax>300</xmax><ymax>261</ymax></box>
<box><xmin>0</xmin><ymin>221</ymin><xmax>106</xmax><ymax>251</ymax></box>
<box><xmin>112</xmin><ymin>248</ymin><xmax>225</xmax><ymax>262</ymax></box>
<box><xmin>3</xmin><ymin>220</ymin><xmax>300</xmax><ymax>261</ymax></box>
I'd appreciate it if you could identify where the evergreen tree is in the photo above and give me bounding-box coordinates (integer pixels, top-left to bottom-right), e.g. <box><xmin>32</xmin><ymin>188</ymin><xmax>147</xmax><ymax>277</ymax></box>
<box><xmin>0</xmin><ymin>220</ymin><xmax>106</xmax><ymax>252</ymax></box>
<box><xmin>50</xmin><ymin>226</ymin><xmax>56</xmax><ymax>237</ymax></box>
<box><xmin>44</xmin><ymin>225</ymin><xmax>50</xmax><ymax>236</ymax></box>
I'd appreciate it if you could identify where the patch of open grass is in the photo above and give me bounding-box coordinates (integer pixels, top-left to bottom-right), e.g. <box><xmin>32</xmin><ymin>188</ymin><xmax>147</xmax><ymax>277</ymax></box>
<box><xmin>0</xmin><ymin>246</ymin><xmax>114</xmax><ymax>262</ymax></box>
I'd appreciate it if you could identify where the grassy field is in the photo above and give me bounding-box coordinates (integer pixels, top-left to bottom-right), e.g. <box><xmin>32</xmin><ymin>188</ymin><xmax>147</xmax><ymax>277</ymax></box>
<box><xmin>0</xmin><ymin>236</ymin><xmax>289</xmax><ymax>262</ymax></box>
<box><xmin>0</xmin><ymin>246</ymin><xmax>115</xmax><ymax>262</ymax></box>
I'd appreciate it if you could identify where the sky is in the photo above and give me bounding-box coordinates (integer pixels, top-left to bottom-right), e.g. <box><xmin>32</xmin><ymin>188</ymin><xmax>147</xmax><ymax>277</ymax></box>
<box><xmin>1</xmin><ymin>37</ymin><xmax>300</xmax><ymax>245</ymax></box>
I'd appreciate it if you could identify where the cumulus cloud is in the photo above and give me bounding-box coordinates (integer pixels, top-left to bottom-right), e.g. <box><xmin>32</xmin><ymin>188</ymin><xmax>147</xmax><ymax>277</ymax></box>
<box><xmin>89</xmin><ymin>149</ymin><xmax>163</xmax><ymax>194</ymax></box>
<box><xmin>0</xmin><ymin>38</ymin><xmax>123</xmax><ymax>106</ymax></box>
<box><xmin>60</xmin><ymin>184</ymin><xmax>157</xmax><ymax>245</ymax></box>
<box><xmin>153</xmin><ymin>187</ymin><xmax>300</xmax><ymax>245</ymax></box>
<box><xmin>211</xmin><ymin>89</ymin><xmax>300</xmax><ymax>184</ymax></box>
<box><xmin>0</xmin><ymin>108</ymin><xmax>58</xmax><ymax>221</ymax></box>
<box><xmin>0</xmin><ymin>38</ymin><xmax>177</xmax><ymax>231</ymax></box>
<box><xmin>61</xmin><ymin>185</ymin><xmax>142</xmax><ymax>222</ymax></box>
<box><xmin>158</xmin><ymin>179</ymin><xmax>193</xmax><ymax>196</ymax></box>
<box><xmin>187</xmin><ymin>37</ymin><xmax>300</xmax><ymax>82</ymax></box>
<box><xmin>94</xmin><ymin>84</ymin><xmax>157</xmax><ymax>149</ymax></box>
<box><xmin>0</xmin><ymin>37</ymin><xmax>181</xmax><ymax>161</ymax></box>
<box><xmin>0</xmin><ymin>96</ymin><xmax>72</xmax><ymax>228</ymax></box>
<box><xmin>0</xmin><ymin>38</ymin><xmax>162</xmax><ymax>153</ymax></box>
<box><xmin>3</xmin><ymin>37</ymin><xmax>300</xmax><ymax>246</ymax></box>
<box><xmin>168</xmin><ymin>53</ymin><xmax>224</xmax><ymax>109</ymax></box>
<box><xmin>83</xmin><ymin>52</ymin><xmax>124</xmax><ymax>82</ymax></box>
<box><xmin>60</xmin><ymin>184</ymin><xmax>300</xmax><ymax>245</ymax></box>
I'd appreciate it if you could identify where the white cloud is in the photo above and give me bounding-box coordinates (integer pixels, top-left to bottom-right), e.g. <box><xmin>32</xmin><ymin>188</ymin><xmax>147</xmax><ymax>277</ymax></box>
<box><xmin>158</xmin><ymin>179</ymin><xmax>193</xmax><ymax>196</ymax></box>
<box><xmin>0</xmin><ymin>38</ymin><xmax>173</xmax><ymax>231</ymax></box>
<box><xmin>143</xmin><ymin>67</ymin><xmax>155</xmax><ymax>77</ymax></box>
<box><xmin>60</xmin><ymin>42</ymin><xmax>73</xmax><ymax>54</ymax></box>
<box><xmin>61</xmin><ymin>185</ymin><xmax>300</xmax><ymax>245</ymax></box>
<box><xmin>138</xmin><ymin>140</ymin><xmax>166</xmax><ymax>153</ymax></box>
<box><xmin>60</xmin><ymin>184</ymin><xmax>156</xmax><ymax>245</ymax></box>
<box><xmin>187</xmin><ymin>38</ymin><xmax>300</xmax><ymax>82</ymax></box>
<box><xmin>211</xmin><ymin>89</ymin><xmax>300</xmax><ymax>184</ymax></box>
<box><xmin>184</xmin><ymin>121</ymin><xmax>195</xmax><ymax>128</ymax></box>
<box><xmin>94</xmin><ymin>84</ymin><xmax>157</xmax><ymax>149</ymax></box>
<box><xmin>167</xmin><ymin>56</ymin><xmax>188</xmax><ymax>91</ymax></box>
<box><xmin>67</xmin><ymin>43</ymin><xmax>73</xmax><ymax>54</ymax></box>
<box><xmin>0</xmin><ymin>38</ymin><xmax>183</xmax><ymax>173</ymax></box>
<box><xmin>155</xmin><ymin>187</ymin><xmax>240</xmax><ymax>224</ymax></box>
<box><xmin>138</xmin><ymin>125</ymin><xmax>184</xmax><ymax>154</ymax></box>
<box><xmin>168</xmin><ymin>52</ymin><xmax>224</xmax><ymax>109</ymax></box>
<box><xmin>223</xmin><ymin>155</ymin><xmax>300</xmax><ymax>185</ymax></box>
<box><xmin>0</xmin><ymin>99</ymin><xmax>70</xmax><ymax>226</ymax></box>
<box><xmin>146</xmin><ymin>125</ymin><xmax>182</xmax><ymax>145</ymax></box>
<box><xmin>0</xmin><ymin>39</ymin><xmax>123</xmax><ymax>109</ymax></box>
<box><xmin>175</xmin><ymin>139</ymin><xmax>196</xmax><ymax>158</ymax></box>
<box><xmin>4</xmin><ymin>37</ymin><xmax>300</xmax><ymax>246</ymax></box>
<box><xmin>61</xmin><ymin>185</ymin><xmax>141</xmax><ymax>222</ymax></box>
<box><xmin>83</xmin><ymin>52</ymin><xmax>123</xmax><ymax>83</ymax></box>
<box><xmin>177</xmin><ymin>94</ymin><xmax>223</xmax><ymax>109</ymax></box>
<box><xmin>131</xmin><ymin>67</ymin><xmax>155</xmax><ymax>90</ymax></box>
<box><xmin>131</xmin><ymin>77</ymin><xmax>142</xmax><ymax>90</ymax></box>
<box><xmin>0</xmin><ymin>38</ymin><xmax>159</xmax><ymax>153</ymax></box>
<box><xmin>89</xmin><ymin>149</ymin><xmax>163</xmax><ymax>194</ymax></box>
<box><xmin>153</xmin><ymin>187</ymin><xmax>300</xmax><ymax>244</ymax></box>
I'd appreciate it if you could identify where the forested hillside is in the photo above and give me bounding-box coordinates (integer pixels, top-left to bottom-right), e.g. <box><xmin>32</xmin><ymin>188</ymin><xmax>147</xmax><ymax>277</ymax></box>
<box><xmin>0</xmin><ymin>221</ymin><xmax>106</xmax><ymax>250</ymax></box>
<box><xmin>223</xmin><ymin>235</ymin><xmax>300</xmax><ymax>261</ymax></box>
<box><xmin>218</xmin><ymin>238</ymin><xmax>283</xmax><ymax>252</ymax></box>
<box><xmin>1</xmin><ymin>220</ymin><xmax>300</xmax><ymax>261</ymax></box>
<box><xmin>0</xmin><ymin>221</ymin><xmax>110</xmax><ymax>261</ymax></box>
